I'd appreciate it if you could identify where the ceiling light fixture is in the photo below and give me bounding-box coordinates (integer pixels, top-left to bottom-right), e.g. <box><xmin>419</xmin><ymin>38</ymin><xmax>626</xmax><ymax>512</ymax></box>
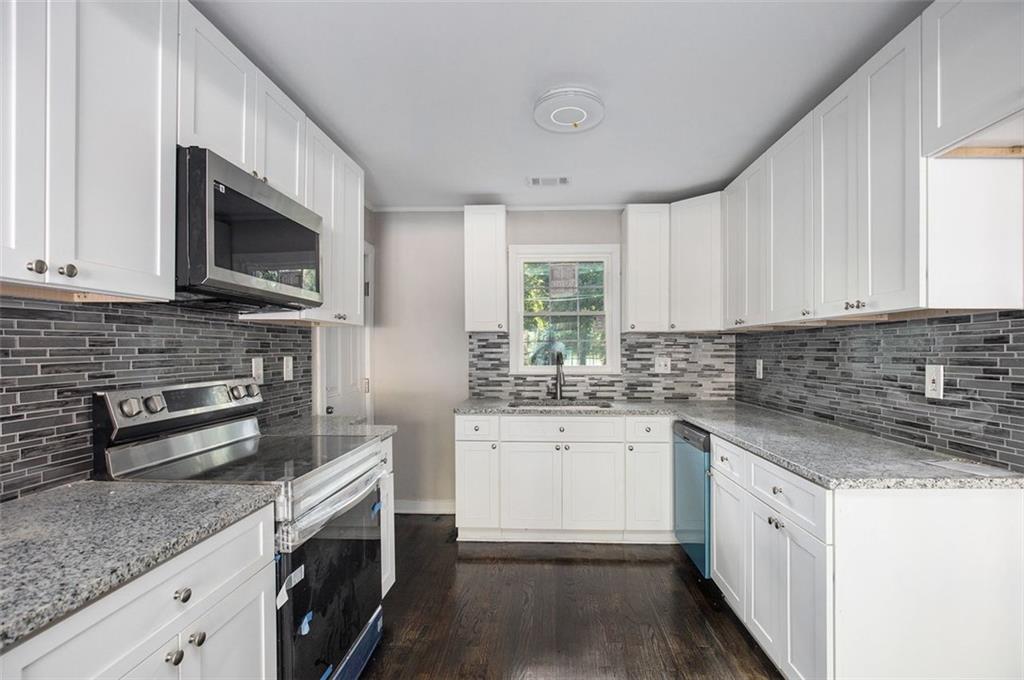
<box><xmin>533</xmin><ymin>87</ymin><xmax>605</xmax><ymax>133</ymax></box>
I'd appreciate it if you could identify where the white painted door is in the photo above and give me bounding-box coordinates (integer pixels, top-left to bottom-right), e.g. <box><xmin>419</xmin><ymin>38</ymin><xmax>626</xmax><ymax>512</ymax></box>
<box><xmin>0</xmin><ymin>0</ymin><xmax>47</xmax><ymax>284</ymax></box>
<box><xmin>742</xmin><ymin>158</ymin><xmax>768</xmax><ymax>326</ymax></box>
<box><xmin>561</xmin><ymin>443</ymin><xmax>624</xmax><ymax>531</ymax></box>
<box><xmin>455</xmin><ymin>441</ymin><xmax>500</xmax><ymax>529</ymax></box>
<box><xmin>722</xmin><ymin>178</ymin><xmax>746</xmax><ymax>329</ymax></box>
<box><xmin>180</xmin><ymin>564</ymin><xmax>276</xmax><ymax>680</ymax></box>
<box><xmin>625</xmin><ymin>443</ymin><xmax>673</xmax><ymax>531</ymax></box>
<box><xmin>857</xmin><ymin>19</ymin><xmax>924</xmax><ymax>313</ymax></box>
<box><xmin>669</xmin><ymin>193</ymin><xmax>722</xmax><ymax>331</ymax></box>
<box><xmin>922</xmin><ymin>1</ymin><xmax>1024</xmax><ymax>155</ymax></box>
<box><xmin>119</xmin><ymin>635</ymin><xmax>181</xmax><ymax>680</ymax></box>
<box><xmin>177</xmin><ymin>0</ymin><xmax>258</xmax><ymax>172</ymax></box>
<box><xmin>621</xmin><ymin>204</ymin><xmax>671</xmax><ymax>332</ymax></box>
<box><xmin>813</xmin><ymin>73</ymin><xmax>859</xmax><ymax>318</ymax></box>
<box><xmin>254</xmin><ymin>73</ymin><xmax>305</xmax><ymax>203</ymax></box>
<box><xmin>381</xmin><ymin>471</ymin><xmax>396</xmax><ymax>596</ymax></box>
<box><xmin>766</xmin><ymin>112</ymin><xmax>813</xmax><ymax>323</ymax></box>
<box><xmin>780</xmin><ymin>521</ymin><xmax>830</xmax><ymax>680</ymax></box>
<box><xmin>463</xmin><ymin>205</ymin><xmax>508</xmax><ymax>332</ymax></box>
<box><xmin>710</xmin><ymin>473</ymin><xmax>746</xmax><ymax>616</ymax></box>
<box><xmin>335</xmin><ymin>157</ymin><xmax>365</xmax><ymax>325</ymax></box>
<box><xmin>500</xmin><ymin>442</ymin><xmax>561</xmax><ymax>530</ymax></box>
<box><xmin>46</xmin><ymin>0</ymin><xmax>176</xmax><ymax>300</ymax></box>
<box><xmin>318</xmin><ymin>245</ymin><xmax>373</xmax><ymax>418</ymax></box>
<box><xmin>747</xmin><ymin>496</ymin><xmax>782</xmax><ymax>664</ymax></box>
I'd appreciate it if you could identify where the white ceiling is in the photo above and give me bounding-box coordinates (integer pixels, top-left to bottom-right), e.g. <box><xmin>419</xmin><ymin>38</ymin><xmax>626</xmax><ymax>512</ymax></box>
<box><xmin>195</xmin><ymin>0</ymin><xmax>929</xmax><ymax>210</ymax></box>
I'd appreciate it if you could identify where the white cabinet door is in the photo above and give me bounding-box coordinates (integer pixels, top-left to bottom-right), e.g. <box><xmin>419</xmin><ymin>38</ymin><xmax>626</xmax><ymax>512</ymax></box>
<box><xmin>856</xmin><ymin>19</ymin><xmax>924</xmax><ymax>314</ymax></box>
<box><xmin>464</xmin><ymin>205</ymin><xmax>508</xmax><ymax>332</ymax></box>
<box><xmin>742</xmin><ymin>158</ymin><xmax>768</xmax><ymax>326</ymax></box>
<box><xmin>779</xmin><ymin>521</ymin><xmax>830</xmax><ymax>680</ymax></box>
<box><xmin>812</xmin><ymin>73</ymin><xmax>859</xmax><ymax>319</ymax></box>
<box><xmin>766</xmin><ymin>112</ymin><xmax>813</xmax><ymax>323</ymax></box>
<box><xmin>722</xmin><ymin>177</ymin><xmax>746</xmax><ymax>329</ymax></box>
<box><xmin>177</xmin><ymin>0</ymin><xmax>258</xmax><ymax>172</ymax></box>
<box><xmin>669</xmin><ymin>193</ymin><xmax>723</xmax><ymax>331</ymax></box>
<box><xmin>179</xmin><ymin>563</ymin><xmax>276</xmax><ymax>680</ymax></box>
<box><xmin>500</xmin><ymin>442</ymin><xmax>561</xmax><ymax>530</ymax></box>
<box><xmin>747</xmin><ymin>496</ymin><xmax>782</xmax><ymax>663</ymax></box>
<box><xmin>301</xmin><ymin>122</ymin><xmax>341</xmax><ymax>321</ymax></box>
<box><xmin>254</xmin><ymin>73</ymin><xmax>305</xmax><ymax>204</ymax></box>
<box><xmin>621</xmin><ymin>204</ymin><xmax>671</xmax><ymax>332</ymax></box>
<box><xmin>119</xmin><ymin>636</ymin><xmax>181</xmax><ymax>680</ymax></box>
<box><xmin>922</xmin><ymin>1</ymin><xmax>1024</xmax><ymax>155</ymax></box>
<box><xmin>0</xmin><ymin>0</ymin><xmax>47</xmax><ymax>284</ymax></box>
<box><xmin>710</xmin><ymin>473</ymin><xmax>746</xmax><ymax>616</ymax></box>
<box><xmin>335</xmin><ymin>156</ymin><xmax>365</xmax><ymax>325</ymax></box>
<box><xmin>455</xmin><ymin>441</ymin><xmax>500</xmax><ymax>529</ymax></box>
<box><xmin>380</xmin><ymin>471</ymin><xmax>396</xmax><ymax>596</ymax></box>
<box><xmin>561</xmin><ymin>443</ymin><xmax>624</xmax><ymax>531</ymax></box>
<box><xmin>45</xmin><ymin>0</ymin><xmax>176</xmax><ymax>300</ymax></box>
<box><xmin>625</xmin><ymin>443</ymin><xmax>673</xmax><ymax>532</ymax></box>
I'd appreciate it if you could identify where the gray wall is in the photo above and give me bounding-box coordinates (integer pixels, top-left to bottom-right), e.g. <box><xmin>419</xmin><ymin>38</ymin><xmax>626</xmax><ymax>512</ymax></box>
<box><xmin>0</xmin><ymin>297</ymin><xmax>312</xmax><ymax>500</ymax></box>
<box><xmin>507</xmin><ymin>210</ymin><xmax>620</xmax><ymax>244</ymax></box>
<box><xmin>735</xmin><ymin>311</ymin><xmax>1024</xmax><ymax>473</ymax></box>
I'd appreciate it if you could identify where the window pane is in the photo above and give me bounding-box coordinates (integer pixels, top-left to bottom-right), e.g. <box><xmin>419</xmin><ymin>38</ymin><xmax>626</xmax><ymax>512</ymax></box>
<box><xmin>520</xmin><ymin>259</ymin><xmax>606</xmax><ymax>368</ymax></box>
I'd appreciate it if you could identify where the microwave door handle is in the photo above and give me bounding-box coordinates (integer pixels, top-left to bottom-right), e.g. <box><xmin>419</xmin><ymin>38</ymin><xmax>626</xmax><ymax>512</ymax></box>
<box><xmin>277</xmin><ymin>464</ymin><xmax>385</xmax><ymax>552</ymax></box>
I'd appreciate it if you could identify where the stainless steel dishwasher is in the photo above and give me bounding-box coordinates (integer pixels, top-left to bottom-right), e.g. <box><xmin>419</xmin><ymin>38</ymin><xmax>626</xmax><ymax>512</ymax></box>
<box><xmin>673</xmin><ymin>420</ymin><xmax>711</xmax><ymax>578</ymax></box>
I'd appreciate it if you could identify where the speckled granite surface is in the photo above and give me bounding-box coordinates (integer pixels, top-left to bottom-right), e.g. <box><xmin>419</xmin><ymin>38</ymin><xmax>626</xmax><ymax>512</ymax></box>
<box><xmin>454</xmin><ymin>398</ymin><xmax>1024</xmax><ymax>490</ymax></box>
<box><xmin>265</xmin><ymin>416</ymin><xmax>397</xmax><ymax>439</ymax></box>
<box><xmin>0</xmin><ymin>481</ymin><xmax>277</xmax><ymax>651</ymax></box>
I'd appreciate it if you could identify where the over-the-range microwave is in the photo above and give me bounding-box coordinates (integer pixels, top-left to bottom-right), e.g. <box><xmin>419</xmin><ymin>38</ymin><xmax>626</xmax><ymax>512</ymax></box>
<box><xmin>176</xmin><ymin>146</ymin><xmax>323</xmax><ymax>309</ymax></box>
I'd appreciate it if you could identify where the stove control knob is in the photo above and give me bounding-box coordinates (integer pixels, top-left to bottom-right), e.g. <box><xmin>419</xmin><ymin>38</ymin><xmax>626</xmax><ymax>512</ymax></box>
<box><xmin>230</xmin><ymin>385</ymin><xmax>245</xmax><ymax>400</ymax></box>
<box><xmin>143</xmin><ymin>395</ymin><xmax>166</xmax><ymax>414</ymax></box>
<box><xmin>246</xmin><ymin>383</ymin><xmax>260</xmax><ymax>398</ymax></box>
<box><xmin>119</xmin><ymin>398</ymin><xmax>142</xmax><ymax>418</ymax></box>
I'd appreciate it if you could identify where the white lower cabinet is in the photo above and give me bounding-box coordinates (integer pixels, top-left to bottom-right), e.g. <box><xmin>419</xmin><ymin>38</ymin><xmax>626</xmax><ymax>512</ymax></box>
<box><xmin>500</xmin><ymin>442</ymin><xmax>562</xmax><ymax>530</ymax></box>
<box><xmin>625</xmin><ymin>443</ymin><xmax>673</xmax><ymax>531</ymax></box>
<box><xmin>562</xmin><ymin>443</ymin><xmax>625</xmax><ymax>531</ymax></box>
<box><xmin>710</xmin><ymin>473</ymin><xmax>746</xmax><ymax>616</ymax></box>
<box><xmin>380</xmin><ymin>470</ymin><xmax>396</xmax><ymax>597</ymax></box>
<box><xmin>779</xmin><ymin>517</ymin><xmax>830</xmax><ymax>680</ymax></box>
<box><xmin>747</xmin><ymin>496</ymin><xmax>783</xmax><ymax>659</ymax></box>
<box><xmin>120</xmin><ymin>636</ymin><xmax>181</xmax><ymax>680</ymax></box>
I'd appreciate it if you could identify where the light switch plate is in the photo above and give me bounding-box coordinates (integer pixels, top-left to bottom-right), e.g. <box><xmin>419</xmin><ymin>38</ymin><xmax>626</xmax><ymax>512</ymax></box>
<box><xmin>283</xmin><ymin>356</ymin><xmax>294</xmax><ymax>382</ymax></box>
<box><xmin>756</xmin><ymin>359</ymin><xmax>764</xmax><ymax>380</ymax></box>
<box><xmin>654</xmin><ymin>356</ymin><xmax>671</xmax><ymax>374</ymax></box>
<box><xmin>925</xmin><ymin>364</ymin><xmax>944</xmax><ymax>399</ymax></box>
<box><xmin>251</xmin><ymin>357</ymin><xmax>264</xmax><ymax>384</ymax></box>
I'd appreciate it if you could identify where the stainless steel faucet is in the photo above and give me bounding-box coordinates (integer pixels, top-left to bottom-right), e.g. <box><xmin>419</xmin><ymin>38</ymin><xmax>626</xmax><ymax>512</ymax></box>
<box><xmin>552</xmin><ymin>351</ymin><xmax>566</xmax><ymax>400</ymax></box>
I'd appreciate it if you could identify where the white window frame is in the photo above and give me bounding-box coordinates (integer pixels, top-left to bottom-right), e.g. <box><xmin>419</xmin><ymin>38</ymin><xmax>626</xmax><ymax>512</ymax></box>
<box><xmin>508</xmin><ymin>244</ymin><xmax>621</xmax><ymax>376</ymax></box>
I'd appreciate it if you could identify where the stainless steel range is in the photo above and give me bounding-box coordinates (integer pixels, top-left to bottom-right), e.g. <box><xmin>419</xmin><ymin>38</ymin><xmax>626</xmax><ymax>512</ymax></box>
<box><xmin>93</xmin><ymin>379</ymin><xmax>385</xmax><ymax>680</ymax></box>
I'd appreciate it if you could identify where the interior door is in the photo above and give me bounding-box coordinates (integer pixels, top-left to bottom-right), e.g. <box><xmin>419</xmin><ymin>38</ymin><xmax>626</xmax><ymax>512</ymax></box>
<box><xmin>561</xmin><ymin>443</ymin><xmax>624</xmax><ymax>531</ymax></box>
<box><xmin>500</xmin><ymin>442</ymin><xmax>562</xmax><ymax>530</ymax></box>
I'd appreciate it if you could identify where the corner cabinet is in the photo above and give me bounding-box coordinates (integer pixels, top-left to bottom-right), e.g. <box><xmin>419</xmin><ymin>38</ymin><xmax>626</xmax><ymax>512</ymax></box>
<box><xmin>463</xmin><ymin>205</ymin><xmax>508</xmax><ymax>332</ymax></box>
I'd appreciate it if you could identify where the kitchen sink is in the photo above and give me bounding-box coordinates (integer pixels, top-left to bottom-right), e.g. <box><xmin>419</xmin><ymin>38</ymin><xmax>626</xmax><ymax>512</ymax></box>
<box><xmin>506</xmin><ymin>399</ymin><xmax>613</xmax><ymax>409</ymax></box>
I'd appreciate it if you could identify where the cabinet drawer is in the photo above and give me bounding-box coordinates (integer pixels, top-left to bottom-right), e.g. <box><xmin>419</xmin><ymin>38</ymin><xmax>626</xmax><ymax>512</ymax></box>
<box><xmin>455</xmin><ymin>415</ymin><xmax>500</xmax><ymax>441</ymax></box>
<box><xmin>500</xmin><ymin>416</ymin><xmax>625</xmax><ymax>442</ymax></box>
<box><xmin>710</xmin><ymin>437</ymin><xmax>748</xmax><ymax>486</ymax></box>
<box><xmin>749</xmin><ymin>456</ymin><xmax>830</xmax><ymax>543</ymax></box>
<box><xmin>625</xmin><ymin>417</ymin><xmax>672</xmax><ymax>443</ymax></box>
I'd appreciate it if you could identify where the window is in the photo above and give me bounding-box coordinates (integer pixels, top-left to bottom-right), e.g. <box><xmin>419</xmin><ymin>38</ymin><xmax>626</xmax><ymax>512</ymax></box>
<box><xmin>509</xmin><ymin>244</ymin><xmax>621</xmax><ymax>375</ymax></box>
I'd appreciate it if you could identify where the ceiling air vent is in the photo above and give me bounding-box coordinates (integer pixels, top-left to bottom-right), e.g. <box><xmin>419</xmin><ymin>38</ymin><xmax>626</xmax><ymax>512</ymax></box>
<box><xmin>527</xmin><ymin>176</ymin><xmax>571</xmax><ymax>188</ymax></box>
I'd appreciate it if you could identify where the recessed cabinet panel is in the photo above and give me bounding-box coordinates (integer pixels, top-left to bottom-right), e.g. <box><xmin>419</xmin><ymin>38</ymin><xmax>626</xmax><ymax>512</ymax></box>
<box><xmin>621</xmin><ymin>204</ymin><xmax>670</xmax><ymax>332</ymax></box>
<box><xmin>336</xmin><ymin>159</ymin><xmax>365</xmax><ymax>325</ymax></box>
<box><xmin>455</xmin><ymin>441</ymin><xmax>500</xmax><ymax>529</ymax></box>
<box><xmin>747</xmin><ymin>496</ymin><xmax>782</xmax><ymax>661</ymax></box>
<box><xmin>464</xmin><ymin>206</ymin><xmax>508</xmax><ymax>332</ymax></box>
<box><xmin>625</xmin><ymin>443</ymin><xmax>673</xmax><ymax>531</ymax></box>
<box><xmin>710</xmin><ymin>473</ymin><xmax>746</xmax><ymax>616</ymax></box>
<box><xmin>669</xmin><ymin>194</ymin><xmax>723</xmax><ymax>331</ymax></box>
<box><xmin>562</xmin><ymin>443</ymin><xmax>624</xmax><ymax>531</ymax></box>
<box><xmin>743</xmin><ymin>159</ymin><xmax>768</xmax><ymax>326</ymax></box>
<box><xmin>722</xmin><ymin>178</ymin><xmax>746</xmax><ymax>329</ymax></box>
<box><xmin>780</xmin><ymin>523</ymin><xmax>830</xmax><ymax>680</ymax></box>
<box><xmin>500</xmin><ymin>442</ymin><xmax>561</xmax><ymax>530</ymax></box>
<box><xmin>254</xmin><ymin>74</ymin><xmax>305</xmax><ymax>203</ymax></box>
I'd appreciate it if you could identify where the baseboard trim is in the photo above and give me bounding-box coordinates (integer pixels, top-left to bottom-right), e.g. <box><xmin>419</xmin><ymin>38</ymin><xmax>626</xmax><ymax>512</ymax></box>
<box><xmin>395</xmin><ymin>499</ymin><xmax>455</xmax><ymax>514</ymax></box>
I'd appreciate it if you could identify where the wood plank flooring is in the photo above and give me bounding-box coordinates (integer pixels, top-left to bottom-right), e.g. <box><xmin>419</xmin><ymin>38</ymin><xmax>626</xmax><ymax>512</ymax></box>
<box><xmin>363</xmin><ymin>515</ymin><xmax>782</xmax><ymax>679</ymax></box>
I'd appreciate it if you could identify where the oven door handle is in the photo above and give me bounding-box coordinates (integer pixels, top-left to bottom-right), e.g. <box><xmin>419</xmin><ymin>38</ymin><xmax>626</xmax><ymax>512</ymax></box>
<box><xmin>276</xmin><ymin>463</ymin><xmax>385</xmax><ymax>553</ymax></box>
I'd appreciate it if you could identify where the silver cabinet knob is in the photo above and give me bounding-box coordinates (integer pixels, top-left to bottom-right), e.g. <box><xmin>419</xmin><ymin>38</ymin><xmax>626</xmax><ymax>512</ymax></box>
<box><xmin>555</xmin><ymin>444</ymin><xmax>561</xmax><ymax>451</ymax></box>
<box><xmin>261</xmin><ymin>176</ymin><xmax>268</xmax><ymax>183</ymax></box>
<box><xmin>326</xmin><ymin>406</ymin><xmax>335</xmax><ymax>415</ymax></box>
<box><xmin>188</xmin><ymin>631</ymin><xmax>207</xmax><ymax>647</ymax></box>
<box><xmin>630</xmin><ymin>324</ymin><xmax>636</xmax><ymax>330</ymax></box>
<box><xmin>719</xmin><ymin>455</ymin><xmax>728</xmax><ymax>463</ymax></box>
<box><xmin>251</xmin><ymin>170</ymin><xmax>259</xmax><ymax>178</ymax></box>
<box><xmin>628</xmin><ymin>445</ymin><xmax>634</xmax><ymax>451</ymax></box>
<box><xmin>173</xmin><ymin>587</ymin><xmax>192</xmax><ymax>603</ymax></box>
<box><xmin>558</xmin><ymin>426</ymin><xmax>565</xmax><ymax>432</ymax></box>
<box><xmin>844</xmin><ymin>301</ymin><xmax>852</xmax><ymax>310</ymax></box>
<box><xmin>57</xmin><ymin>263</ymin><xmax>78</xmax><ymax>278</ymax></box>
<box><xmin>800</xmin><ymin>309</ymin><xmax>810</xmax><ymax>316</ymax></box>
<box><xmin>340</xmin><ymin>314</ymin><xmax>347</xmax><ymax>320</ymax></box>
<box><xmin>670</xmin><ymin>323</ymin><xmax>676</xmax><ymax>329</ymax></box>
<box><xmin>855</xmin><ymin>300</ymin><xmax>865</xmax><ymax>309</ymax></box>
<box><xmin>775</xmin><ymin>519</ymin><xmax>785</xmax><ymax>530</ymax></box>
<box><xmin>165</xmin><ymin>650</ymin><xmax>185</xmax><ymax>666</ymax></box>
<box><xmin>767</xmin><ymin>516</ymin><xmax>775</xmax><ymax>525</ymax></box>
<box><xmin>334</xmin><ymin>313</ymin><xmax>343</xmax><ymax>320</ymax></box>
<box><xmin>645</xmin><ymin>426</ymin><xmax>651</xmax><ymax>433</ymax></box>
<box><xmin>564</xmin><ymin>444</ymin><xmax>570</xmax><ymax>451</ymax></box>
<box><xmin>497</xmin><ymin>323</ymin><xmax>503</xmax><ymax>329</ymax></box>
<box><xmin>771</xmin><ymin>485</ymin><xmax>783</xmax><ymax>495</ymax></box>
<box><xmin>490</xmin><ymin>444</ymin><xmax>496</xmax><ymax>450</ymax></box>
<box><xmin>25</xmin><ymin>259</ymin><xmax>47</xmax><ymax>274</ymax></box>
<box><xmin>473</xmin><ymin>425</ymin><xmax>480</xmax><ymax>431</ymax></box>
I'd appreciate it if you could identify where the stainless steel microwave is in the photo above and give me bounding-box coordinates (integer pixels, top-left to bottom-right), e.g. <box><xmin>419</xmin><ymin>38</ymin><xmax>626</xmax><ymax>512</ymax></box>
<box><xmin>176</xmin><ymin>146</ymin><xmax>323</xmax><ymax>309</ymax></box>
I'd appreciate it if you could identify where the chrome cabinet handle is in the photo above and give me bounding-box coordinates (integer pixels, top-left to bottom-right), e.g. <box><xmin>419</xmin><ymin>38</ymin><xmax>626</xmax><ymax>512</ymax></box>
<box><xmin>719</xmin><ymin>455</ymin><xmax>728</xmax><ymax>463</ymax></box>
<box><xmin>844</xmin><ymin>301</ymin><xmax>852</xmax><ymax>310</ymax></box>
<box><xmin>173</xmin><ymin>587</ymin><xmax>192</xmax><ymax>603</ymax></box>
<box><xmin>57</xmin><ymin>263</ymin><xmax>78</xmax><ymax>278</ymax></box>
<box><xmin>555</xmin><ymin>444</ymin><xmax>561</xmax><ymax>451</ymax></box>
<box><xmin>261</xmin><ymin>176</ymin><xmax>268</xmax><ymax>183</ymax></box>
<box><xmin>644</xmin><ymin>426</ymin><xmax>651</xmax><ymax>433</ymax></box>
<box><xmin>564</xmin><ymin>444</ymin><xmax>570</xmax><ymax>451</ymax></box>
<box><xmin>670</xmin><ymin>323</ymin><xmax>676</xmax><ymax>329</ymax></box>
<box><xmin>736</xmin><ymin>318</ymin><xmax>744</xmax><ymax>325</ymax></box>
<box><xmin>490</xmin><ymin>444</ymin><xmax>496</xmax><ymax>450</ymax></box>
<box><xmin>767</xmin><ymin>516</ymin><xmax>775</xmax><ymax>525</ymax></box>
<box><xmin>497</xmin><ymin>323</ymin><xmax>503</xmax><ymax>329</ymax></box>
<box><xmin>334</xmin><ymin>313</ymin><xmax>348</xmax><ymax>320</ymax></box>
<box><xmin>775</xmin><ymin>519</ymin><xmax>785</xmax><ymax>530</ymax></box>
<box><xmin>800</xmin><ymin>309</ymin><xmax>810</xmax><ymax>316</ymax></box>
<box><xmin>251</xmin><ymin>170</ymin><xmax>259</xmax><ymax>178</ymax></box>
<box><xmin>473</xmin><ymin>425</ymin><xmax>480</xmax><ymax>431</ymax></box>
<box><xmin>628</xmin><ymin>445</ymin><xmax>634</xmax><ymax>451</ymax></box>
<box><xmin>25</xmin><ymin>259</ymin><xmax>47</xmax><ymax>274</ymax></box>
<box><xmin>189</xmin><ymin>631</ymin><xmax>207</xmax><ymax>647</ymax></box>
<box><xmin>771</xmin><ymin>486</ymin><xmax>783</xmax><ymax>495</ymax></box>
<box><xmin>166</xmin><ymin>650</ymin><xmax>185</xmax><ymax>666</ymax></box>
<box><xmin>855</xmin><ymin>300</ymin><xmax>865</xmax><ymax>309</ymax></box>
<box><xmin>558</xmin><ymin>426</ymin><xmax>565</xmax><ymax>432</ymax></box>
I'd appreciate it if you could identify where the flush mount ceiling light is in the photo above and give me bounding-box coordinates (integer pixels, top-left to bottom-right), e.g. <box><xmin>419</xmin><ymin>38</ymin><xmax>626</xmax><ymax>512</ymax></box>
<box><xmin>533</xmin><ymin>87</ymin><xmax>605</xmax><ymax>133</ymax></box>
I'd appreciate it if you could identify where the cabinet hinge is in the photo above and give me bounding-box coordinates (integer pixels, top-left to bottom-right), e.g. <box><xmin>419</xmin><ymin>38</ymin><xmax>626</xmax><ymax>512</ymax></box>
<box><xmin>363</xmin><ymin>378</ymin><xmax>370</xmax><ymax>394</ymax></box>
<box><xmin>364</xmin><ymin>281</ymin><xmax>370</xmax><ymax>297</ymax></box>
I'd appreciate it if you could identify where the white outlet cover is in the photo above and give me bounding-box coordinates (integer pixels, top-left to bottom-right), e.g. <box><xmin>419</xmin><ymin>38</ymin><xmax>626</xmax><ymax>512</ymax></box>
<box><xmin>925</xmin><ymin>364</ymin><xmax>944</xmax><ymax>399</ymax></box>
<box><xmin>251</xmin><ymin>357</ymin><xmax>264</xmax><ymax>384</ymax></box>
<box><xmin>756</xmin><ymin>359</ymin><xmax>764</xmax><ymax>379</ymax></box>
<box><xmin>654</xmin><ymin>356</ymin><xmax>671</xmax><ymax>374</ymax></box>
<box><xmin>283</xmin><ymin>356</ymin><xmax>294</xmax><ymax>382</ymax></box>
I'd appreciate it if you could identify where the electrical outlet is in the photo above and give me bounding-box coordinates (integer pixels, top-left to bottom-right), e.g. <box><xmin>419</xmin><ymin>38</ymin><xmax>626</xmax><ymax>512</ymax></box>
<box><xmin>654</xmin><ymin>356</ymin><xmax>671</xmax><ymax>374</ymax></box>
<box><xmin>756</xmin><ymin>359</ymin><xmax>763</xmax><ymax>380</ymax></box>
<box><xmin>925</xmin><ymin>364</ymin><xmax>944</xmax><ymax>399</ymax></box>
<box><xmin>283</xmin><ymin>356</ymin><xmax>294</xmax><ymax>382</ymax></box>
<box><xmin>251</xmin><ymin>357</ymin><xmax>264</xmax><ymax>384</ymax></box>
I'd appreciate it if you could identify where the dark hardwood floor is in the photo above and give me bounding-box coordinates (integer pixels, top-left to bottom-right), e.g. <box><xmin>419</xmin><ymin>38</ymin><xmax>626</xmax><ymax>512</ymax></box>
<box><xmin>363</xmin><ymin>514</ymin><xmax>781</xmax><ymax>679</ymax></box>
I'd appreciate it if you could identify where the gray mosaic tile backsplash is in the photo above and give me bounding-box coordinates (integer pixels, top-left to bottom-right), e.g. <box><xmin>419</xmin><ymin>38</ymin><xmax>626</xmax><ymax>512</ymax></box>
<box><xmin>0</xmin><ymin>297</ymin><xmax>312</xmax><ymax>500</ymax></box>
<box><xmin>469</xmin><ymin>332</ymin><xmax>736</xmax><ymax>400</ymax></box>
<box><xmin>735</xmin><ymin>311</ymin><xmax>1024</xmax><ymax>473</ymax></box>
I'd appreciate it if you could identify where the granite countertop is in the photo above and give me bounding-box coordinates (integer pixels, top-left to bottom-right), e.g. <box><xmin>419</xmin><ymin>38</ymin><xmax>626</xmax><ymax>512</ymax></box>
<box><xmin>265</xmin><ymin>416</ymin><xmax>397</xmax><ymax>439</ymax></box>
<box><xmin>0</xmin><ymin>481</ymin><xmax>278</xmax><ymax>651</ymax></box>
<box><xmin>454</xmin><ymin>398</ymin><xmax>1024</xmax><ymax>491</ymax></box>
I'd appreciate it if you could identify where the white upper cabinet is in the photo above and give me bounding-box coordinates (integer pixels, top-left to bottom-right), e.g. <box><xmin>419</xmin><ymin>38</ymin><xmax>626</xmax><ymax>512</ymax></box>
<box><xmin>178</xmin><ymin>1</ymin><xmax>258</xmax><ymax>172</ymax></box>
<box><xmin>464</xmin><ymin>205</ymin><xmax>508</xmax><ymax>332</ymax></box>
<box><xmin>922</xmin><ymin>1</ymin><xmax>1024</xmax><ymax>155</ymax></box>
<box><xmin>765</xmin><ymin>112</ymin><xmax>814</xmax><ymax>323</ymax></box>
<box><xmin>812</xmin><ymin>73</ymin><xmax>859</xmax><ymax>319</ymax></box>
<box><xmin>669</xmin><ymin>193</ymin><xmax>723</xmax><ymax>332</ymax></box>
<box><xmin>254</xmin><ymin>73</ymin><xmax>306</xmax><ymax>204</ymax></box>
<box><xmin>722</xmin><ymin>177</ymin><xmax>746</xmax><ymax>330</ymax></box>
<box><xmin>621</xmin><ymin>204</ymin><xmax>671</xmax><ymax>332</ymax></box>
<box><xmin>723</xmin><ymin>158</ymin><xmax>767</xmax><ymax>329</ymax></box>
<box><xmin>336</xmin><ymin>156</ymin><xmax>365</xmax><ymax>325</ymax></box>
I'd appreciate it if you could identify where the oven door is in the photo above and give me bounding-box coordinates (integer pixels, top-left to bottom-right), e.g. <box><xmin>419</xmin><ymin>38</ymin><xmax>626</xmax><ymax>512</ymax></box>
<box><xmin>276</xmin><ymin>465</ymin><xmax>384</xmax><ymax>680</ymax></box>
